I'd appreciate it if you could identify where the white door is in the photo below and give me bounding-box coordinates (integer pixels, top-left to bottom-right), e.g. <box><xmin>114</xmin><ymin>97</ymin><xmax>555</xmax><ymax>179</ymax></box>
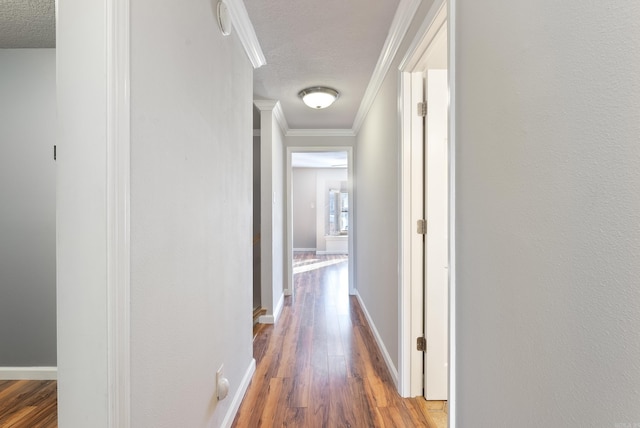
<box><xmin>424</xmin><ymin>68</ymin><xmax>449</xmax><ymax>400</ymax></box>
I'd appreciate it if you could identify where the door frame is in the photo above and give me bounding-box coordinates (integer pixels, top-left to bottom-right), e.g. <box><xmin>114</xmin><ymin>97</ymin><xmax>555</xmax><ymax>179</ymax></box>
<box><xmin>397</xmin><ymin>0</ymin><xmax>456</xmax><ymax>419</ymax></box>
<box><xmin>285</xmin><ymin>146</ymin><xmax>355</xmax><ymax>297</ymax></box>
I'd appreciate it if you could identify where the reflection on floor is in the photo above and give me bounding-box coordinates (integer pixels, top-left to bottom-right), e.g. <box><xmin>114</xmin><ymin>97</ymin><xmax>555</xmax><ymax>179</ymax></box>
<box><xmin>233</xmin><ymin>251</ymin><xmax>447</xmax><ymax>427</ymax></box>
<box><xmin>292</xmin><ymin>252</ymin><xmax>348</xmax><ymax>274</ymax></box>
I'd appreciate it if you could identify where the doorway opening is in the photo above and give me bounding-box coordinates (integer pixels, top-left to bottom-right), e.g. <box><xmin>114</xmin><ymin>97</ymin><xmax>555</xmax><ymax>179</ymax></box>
<box><xmin>285</xmin><ymin>147</ymin><xmax>355</xmax><ymax>299</ymax></box>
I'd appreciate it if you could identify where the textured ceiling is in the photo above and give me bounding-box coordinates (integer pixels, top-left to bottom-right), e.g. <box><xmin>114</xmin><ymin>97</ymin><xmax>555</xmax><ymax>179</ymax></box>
<box><xmin>1</xmin><ymin>0</ymin><xmax>400</xmax><ymax>131</ymax></box>
<box><xmin>0</xmin><ymin>0</ymin><xmax>55</xmax><ymax>48</ymax></box>
<box><xmin>245</xmin><ymin>0</ymin><xmax>400</xmax><ymax>130</ymax></box>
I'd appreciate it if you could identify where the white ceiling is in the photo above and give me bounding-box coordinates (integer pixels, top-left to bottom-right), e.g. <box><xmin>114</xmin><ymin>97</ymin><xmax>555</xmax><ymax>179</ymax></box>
<box><xmin>0</xmin><ymin>0</ymin><xmax>55</xmax><ymax>48</ymax></box>
<box><xmin>292</xmin><ymin>152</ymin><xmax>348</xmax><ymax>168</ymax></box>
<box><xmin>245</xmin><ymin>0</ymin><xmax>400</xmax><ymax>130</ymax></box>
<box><xmin>1</xmin><ymin>0</ymin><xmax>404</xmax><ymax>132</ymax></box>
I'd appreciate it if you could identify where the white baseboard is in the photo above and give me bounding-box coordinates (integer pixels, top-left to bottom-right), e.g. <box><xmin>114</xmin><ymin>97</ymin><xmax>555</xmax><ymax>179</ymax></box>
<box><xmin>274</xmin><ymin>292</ymin><xmax>284</xmax><ymax>323</ymax></box>
<box><xmin>258</xmin><ymin>314</ymin><xmax>274</xmax><ymax>323</ymax></box>
<box><xmin>258</xmin><ymin>292</ymin><xmax>284</xmax><ymax>324</ymax></box>
<box><xmin>316</xmin><ymin>250</ymin><xmax>349</xmax><ymax>255</ymax></box>
<box><xmin>293</xmin><ymin>248</ymin><xmax>316</xmax><ymax>252</ymax></box>
<box><xmin>220</xmin><ymin>358</ymin><xmax>256</xmax><ymax>428</ymax></box>
<box><xmin>0</xmin><ymin>367</ymin><xmax>58</xmax><ymax>380</ymax></box>
<box><xmin>354</xmin><ymin>291</ymin><xmax>399</xmax><ymax>388</ymax></box>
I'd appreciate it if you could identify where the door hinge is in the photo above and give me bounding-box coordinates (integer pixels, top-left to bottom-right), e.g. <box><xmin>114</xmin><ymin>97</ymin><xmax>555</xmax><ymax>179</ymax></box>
<box><xmin>417</xmin><ymin>336</ymin><xmax>427</xmax><ymax>352</ymax></box>
<box><xmin>417</xmin><ymin>101</ymin><xmax>427</xmax><ymax>117</ymax></box>
<box><xmin>417</xmin><ymin>219</ymin><xmax>427</xmax><ymax>235</ymax></box>
<box><xmin>54</xmin><ymin>145</ymin><xmax>57</xmax><ymax>161</ymax></box>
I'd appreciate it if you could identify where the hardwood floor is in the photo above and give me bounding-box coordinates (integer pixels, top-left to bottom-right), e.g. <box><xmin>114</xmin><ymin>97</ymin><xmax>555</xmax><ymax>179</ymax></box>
<box><xmin>0</xmin><ymin>380</ymin><xmax>57</xmax><ymax>427</ymax></box>
<box><xmin>233</xmin><ymin>252</ymin><xmax>445</xmax><ymax>427</ymax></box>
<box><xmin>0</xmin><ymin>253</ymin><xmax>446</xmax><ymax>428</ymax></box>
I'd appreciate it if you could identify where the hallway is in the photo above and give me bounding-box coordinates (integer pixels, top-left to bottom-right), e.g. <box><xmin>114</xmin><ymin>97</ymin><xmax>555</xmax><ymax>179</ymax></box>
<box><xmin>233</xmin><ymin>253</ymin><xmax>446</xmax><ymax>427</ymax></box>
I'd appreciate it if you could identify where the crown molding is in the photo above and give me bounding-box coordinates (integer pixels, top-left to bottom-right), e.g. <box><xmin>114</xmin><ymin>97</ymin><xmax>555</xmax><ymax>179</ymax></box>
<box><xmin>225</xmin><ymin>0</ymin><xmax>266</xmax><ymax>68</ymax></box>
<box><xmin>272</xmin><ymin>102</ymin><xmax>290</xmax><ymax>136</ymax></box>
<box><xmin>399</xmin><ymin>0</ymin><xmax>447</xmax><ymax>72</ymax></box>
<box><xmin>286</xmin><ymin>129</ymin><xmax>356</xmax><ymax>138</ymax></box>
<box><xmin>254</xmin><ymin>103</ymin><xmax>356</xmax><ymax>138</ymax></box>
<box><xmin>254</xmin><ymin>100</ymin><xmax>290</xmax><ymax>136</ymax></box>
<box><xmin>351</xmin><ymin>0</ymin><xmax>422</xmax><ymax>133</ymax></box>
<box><xmin>253</xmin><ymin>100</ymin><xmax>278</xmax><ymax>111</ymax></box>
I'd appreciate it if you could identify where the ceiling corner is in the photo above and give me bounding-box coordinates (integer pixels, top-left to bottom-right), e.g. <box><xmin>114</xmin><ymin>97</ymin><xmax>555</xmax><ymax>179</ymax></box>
<box><xmin>254</xmin><ymin>100</ymin><xmax>290</xmax><ymax>135</ymax></box>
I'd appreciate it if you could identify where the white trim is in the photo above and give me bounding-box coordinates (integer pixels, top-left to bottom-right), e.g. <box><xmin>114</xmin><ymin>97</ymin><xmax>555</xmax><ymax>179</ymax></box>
<box><xmin>258</xmin><ymin>315</ymin><xmax>275</xmax><ymax>323</ymax></box>
<box><xmin>106</xmin><ymin>0</ymin><xmax>131</xmax><ymax>426</ymax></box>
<box><xmin>315</xmin><ymin>250</ymin><xmax>349</xmax><ymax>255</ymax></box>
<box><xmin>399</xmin><ymin>0</ymin><xmax>447</xmax><ymax>71</ymax></box>
<box><xmin>352</xmin><ymin>0</ymin><xmax>422</xmax><ymax>133</ymax></box>
<box><xmin>285</xmin><ymin>147</ymin><xmax>293</xmax><ymax>297</ymax></box>
<box><xmin>254</xmin><ymin>100</ymin><xmax>289</xmax><ymax>136</ymax></box>
<box><xmin>253</xmin><ymin>100</ymin><xmax>278</xmax><ymax>110</ymax></box>
<box><xmin>448</xmin><ymin>0</ymin><xmax>457</xmax><ymax>425</ymax></box>
<box><xmin>293</xmin><ymin>247</ymin><xmax>317</xmax><ymax>252</ymax></box>
<box><xmin>0</xmin><ymin>367</ymin><xmax>58</xmax><ymax>380</ymax></box>
<box><xmin>355</xmin><ymin>292</ymin><xmax>399</xmax><ymax>388</ymax></box>
<box><xmin>400</xmin><ymin>70</ymin><xmax>427</xmax><ymax>398</ymax></box>
<box><xmin>285</xmin><ymin>146</ymin><xmax>356</xmax><ymax>298</ymax></box>
<box><xmin>225</xmin><ymin>0</ymin><xmax>266</xmax><ymax>68</ymax></box>
<box><xmin>220</xmin><ymin>358</ymin><xmax>256</xmax><ymax>428</ymax></box>
<box><xmin>259</xmin><ymin>292</ymin><xmax>284</xmax><ymax>324</ymax></box>
<box><xmin>397</xmin><ymin>71</ymin><xmax>406</xmax><ymax>396</ymax></box>
<box><xmin>397</xmin><ymin>0</ymin><xmax>452</xmax><ymax>402</ymax></box>
<box><xmin>271</xmin><ymin>102</ymin><xmax>290</xmax><ymax>136</ymax></box>
<box><xmin>286</xmin><ymin>129</ymin><xmax>356</xmax><ymax>137</ymax></box>
<box><xmin>274</xmin><ymin>291</ymin><xmax>284</xmax><ymax>322</ymax></box>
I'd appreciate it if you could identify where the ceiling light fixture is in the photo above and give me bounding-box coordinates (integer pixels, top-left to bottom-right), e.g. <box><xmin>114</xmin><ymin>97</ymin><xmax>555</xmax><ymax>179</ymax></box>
<box><xmin>298</xmin><ymin>87</ymin><xmax>339</xmax><ymax>109</ymax></box>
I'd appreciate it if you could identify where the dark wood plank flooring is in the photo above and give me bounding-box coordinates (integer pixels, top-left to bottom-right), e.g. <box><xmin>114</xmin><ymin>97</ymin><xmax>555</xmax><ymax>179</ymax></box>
<box><xmin>0</xmin><ymin>254</ymin><xmax>444</xmax><ymax>427</ymax></box>
<box><xmin>0</xmin><ymin>380</ymin><xmax>57</xmax><ymax>427</ymax></box>
<box><xmin>233</xmin><ymin>253</ymin><xmax>439</xmax><ymax>427</ymax></box>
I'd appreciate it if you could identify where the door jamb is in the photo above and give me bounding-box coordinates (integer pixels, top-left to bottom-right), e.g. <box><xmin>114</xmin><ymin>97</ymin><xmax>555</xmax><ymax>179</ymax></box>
<box><xmin>397</xmin><ymin>0</ymin><xmax>454</xmax><ymax>408</ymax></box>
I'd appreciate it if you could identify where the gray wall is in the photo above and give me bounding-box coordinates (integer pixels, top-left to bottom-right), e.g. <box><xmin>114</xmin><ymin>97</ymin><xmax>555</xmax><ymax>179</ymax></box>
<box><xmin>355</xmin><ymin>0</ymin><xmax>435</xmax><ymax>370</ymax></box>
<box><xmin>455</xmin><ymin>0</ymin><xmax>640</xmax><ymax>425</ymax></box>
<box><xmin>0</xmin><ymin>49</ymin><xmax>56</xmax><ymax>367</ymax></box>
<box><xmin>292</xmin><ymin>168</ymin><xmax>317</xmax><ymax>249</ymax></box>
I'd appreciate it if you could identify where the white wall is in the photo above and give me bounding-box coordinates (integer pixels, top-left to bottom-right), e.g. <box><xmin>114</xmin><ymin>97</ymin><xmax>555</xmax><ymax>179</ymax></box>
<box><xmin>57</xmin><ymin>0</ymin><xmax>255</xmax><ymax>426</ymax></box>
<box><xmin>257</xmin><ymin>103</ymin><xmax>285</xmax><ymax>318</ymax></box>
<box><xmin>314</xmin><ymin>169</ymin><xmax>348</xmax><ymax>252</ymax></box>
<box><xmin>253</xmin><ymin>135</ymin><xmax>262</xmax><ymax>308</ymax></box>
<box><xmin>291</xmin><ymin>167</ymin><xmax>348</xmax><ymax>251</ymax></box>
<box><xmin>129</xmin><ymin>0</ymin><xmax>254</xmax><ymax>426</ymax></box>
<box><xmin>57</xmin><ymin>0</ymin><xmax>111</xmax><ymax>422</ymax></box>
<box><xmin>271</xmin><ymin>115</ymin><xmax>285</xmax><ymax>312</ymax></box>
<box><xmin>0</xmin><ymin>49</ymin><xmax>56</xmax><ymax>367</ymax></box>
<box><xmin>455</xmin><ymin>0</ymin><xmax>640</xmax><ymax>425</ymax></box>
<box><xmin>355</xmin><ymin>0</ymin><xmax>434</xmax><ymax>371</ymax></box>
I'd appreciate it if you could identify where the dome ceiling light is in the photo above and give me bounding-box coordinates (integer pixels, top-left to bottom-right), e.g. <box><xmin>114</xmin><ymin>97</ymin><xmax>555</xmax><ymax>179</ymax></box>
<box><xmin>298</xmin><ymin>87</ymin><xmax>340</xmax><ymax>109</ymax></box>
